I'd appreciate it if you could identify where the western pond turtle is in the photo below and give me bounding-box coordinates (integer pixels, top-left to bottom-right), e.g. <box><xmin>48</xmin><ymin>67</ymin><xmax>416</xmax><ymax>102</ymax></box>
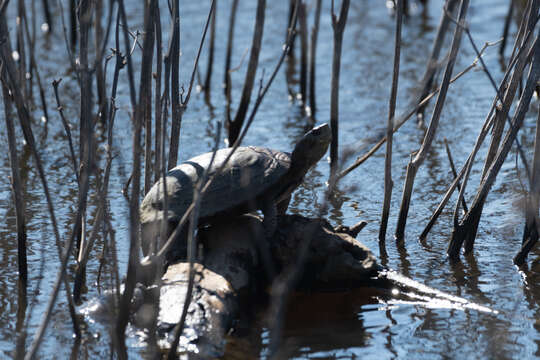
<box><xmin>140</xmin><ymin>123</ymin><xmax>331</xmax><ymax>258</ymax></box>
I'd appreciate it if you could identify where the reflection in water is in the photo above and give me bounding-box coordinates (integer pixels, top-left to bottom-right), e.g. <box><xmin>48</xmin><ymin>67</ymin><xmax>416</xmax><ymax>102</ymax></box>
<box><xmin>520</xmin><ymin>258</ymin><xmax>540</xmax><ymax>357</ymax></box>
<box><xmin>237</xmin><ymin>269</ymin><xmax>499</xmax><ymax>358</ymax></box>
<box><xmin>270</xmin><ymin>291</ymin><xmax>370</xmax><ymax>359</ymax></box>
<box><xmin>383</xmin><ymin>308</ymin><xmax>397</xmax><ymax>358</ymax></box>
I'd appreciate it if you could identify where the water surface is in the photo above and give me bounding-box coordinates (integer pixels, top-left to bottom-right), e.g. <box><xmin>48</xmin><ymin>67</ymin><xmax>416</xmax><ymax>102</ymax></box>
<box><xmin>0</xmin><ymin>0</ymin><xmax>539</xmax><ymax>358</ymax></box>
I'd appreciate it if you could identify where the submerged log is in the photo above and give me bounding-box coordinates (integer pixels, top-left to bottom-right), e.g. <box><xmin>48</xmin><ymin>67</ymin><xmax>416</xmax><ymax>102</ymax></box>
<box><xmin>89</xmin><ymin>214</ymin><xmax>493</xmax><ymax>357</ymax></box>
<box><xmin>153</xmin><ymin>214</ymin><xmax>379</xmax><ymax>356</ymax></box>
<box><xmin>81</xmin><ymin>213</ymin><xmax>494</xmax><ymax>357</ymax></box>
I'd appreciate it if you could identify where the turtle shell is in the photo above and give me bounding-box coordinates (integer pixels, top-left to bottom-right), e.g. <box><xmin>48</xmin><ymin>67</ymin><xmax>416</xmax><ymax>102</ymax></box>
<box><xmin>140</xmin><ymin>146</ymin><xmax>291</xmax><ymax>226</ymax></box>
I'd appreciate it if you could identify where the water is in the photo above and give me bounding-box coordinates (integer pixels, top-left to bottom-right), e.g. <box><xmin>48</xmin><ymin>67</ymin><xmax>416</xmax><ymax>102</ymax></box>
<box><xmin>0</xmin><ymin>0</ymin><xmax>539</xmax><ymax>358</ymax></box>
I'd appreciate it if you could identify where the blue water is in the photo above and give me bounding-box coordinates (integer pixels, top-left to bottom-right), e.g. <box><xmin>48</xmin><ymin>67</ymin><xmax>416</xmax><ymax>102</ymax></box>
<box><xmin>0</xmin><ymin>0</ymin><xmax>538</xmax><ymax>358</ymax></box>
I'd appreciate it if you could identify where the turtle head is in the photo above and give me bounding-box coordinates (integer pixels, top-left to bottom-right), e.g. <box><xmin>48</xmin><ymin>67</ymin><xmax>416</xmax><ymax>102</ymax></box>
<box><xmin>291</xmin><ymin>123</ymin><xmax>331</xmax><ymax>172</ymax></box>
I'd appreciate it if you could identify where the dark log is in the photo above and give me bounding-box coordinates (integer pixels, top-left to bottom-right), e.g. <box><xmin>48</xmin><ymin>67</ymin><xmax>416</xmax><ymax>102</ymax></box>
<box><xmin>144</xmin><ymin>214</ymin><xmax>377</xmax><ymax>356</ymax></box>
<box><xmin>84</xmin><ymin>214</ymin><xmax>494</xmax><ymax>357</ymax></box>
<box><xmin>127</xmin><ymin>213</ymin><xmax>494</xmax><ymax>356</ymax></box>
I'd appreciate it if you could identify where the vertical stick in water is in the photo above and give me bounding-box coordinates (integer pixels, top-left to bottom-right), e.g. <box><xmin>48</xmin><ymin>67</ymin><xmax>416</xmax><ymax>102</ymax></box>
<box><xmin>115</xmin><ymin>0</ymin><xmax>156</xmax><ymax>356</ymax></box>
<box><xmin>298</xmin><ymin>0</ymin><xmax>308</xmax><ymax>106</ymax></box>
<box><xmin>308</xmin><ymin>0</ymin><xmax>322</xmax><ymax>117</ymax></box>
<box><xmin>395</xmin><ymin>0</ymin><xmax>469</xmax><ymax>243</ymax></box>
<box><xmin>330</xmin><ymin>0</ymin><xmax>350</xmax><ymax>174</ymax></box>
<box><xmin>227</xmin><ymin>0</ymin><xmax>266</xmax><ymax>145</ymax></box>
<box><xmin>203</xmin><ymin>2</ymin><xmax>216</xmax><ymax>103</ymax></box>
<box><xmin>16</xmin><ymin>0</ymin><xmax>28</xmax><ymax>98</ymax></box>
<box><xmin>417</xmin><ymin>0</ymin><xmax>458</xmax><ymax>121</ymax></box>
<box><xmin>168</xmin><ymin>0</ymin><xmax>181</xmax><ymax>170</ymax></box>
<box><xmin>70</xmin><ymin>0</ymin><xmax>77</xmax><ymax>48</ymax></box>
<box><xmin>144</xmin><ymin>0</ymin><xmax>157</xmax><ymax>193</ymax></box>
<box><xmin>515</xmin><ymin>107</ymin><xmax>540</xmax><ymax>265</ymax></box>
<box><xmin>1</xmin><ymin>81</ymin><xmax>28</xmax><ymax>289</ymax></box>
<box><xmin>224</xmin><ymin>0</ymin><xmax>239</xmax><ymax>123</ymax></box>
<box><xmin>379</xmin><ymin>0</ymin><xmax>403</xmax><ymax>243</ymax></box>
<box><xmin>154</xmin><ymin>4</ymin><xmax>163</xmax><ymax>183</ymax></box>
<box><xmin>41</xmin><ymin>0</ymin><xmax>53</xmax><ymax>33</ymax></box>
<box><xmin>286</xmin><ymin>0</ymin><xmax>298</xmax><ymax>58</ymax></box>
<box><xmin>499</xmin><ymin>0</ymin><xmax>514</xmax><ymax>58</ymax></box>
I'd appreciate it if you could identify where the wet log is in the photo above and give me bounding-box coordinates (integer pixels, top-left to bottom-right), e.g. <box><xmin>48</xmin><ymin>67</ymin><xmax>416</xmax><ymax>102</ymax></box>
<box><xmin>153</xmin><ymin>214</ymin><xmax>378</xmax><ymax>356</ymax></box>
<box><xmin>83</xmin><ymin>214</ymin><xmax>494</xmax><ymax>358</ymax></box>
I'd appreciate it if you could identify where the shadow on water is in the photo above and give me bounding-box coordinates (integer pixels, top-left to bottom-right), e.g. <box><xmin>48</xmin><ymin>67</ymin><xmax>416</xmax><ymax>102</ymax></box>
<box><xmin>219</xmin><ymin>266</ymin><xmax>500</xmax><ymax>359</ymax></box>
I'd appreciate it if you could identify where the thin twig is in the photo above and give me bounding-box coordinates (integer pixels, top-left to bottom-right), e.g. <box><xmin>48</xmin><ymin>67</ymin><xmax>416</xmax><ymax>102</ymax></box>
<box><xmin>338</xmin><ymin>40</ymin><xmax>495</xmax><ymax>180</ymax></box>
<box><xmin>379</xmin><ymin>0</ymin><xmax>402</xmax><ymax>243</ymax></box>
<box><xmin>448</xmin><ymin>36</ymin><xmax>540</xmax><ymax>260</ymax></box>
<box><xmin>329</xmin><ymin>0</ymin><xmax>351</xmax><ymax>174</ymax></box>
<box><xmin>443</xmin><ymin>138</ymin><xmax>468</xmax><ymax>213</ymax></box>
<box><xmin>395</xmin><ymin>0</ymin><xmax>469</xmax><ymax>243</ymax></box>
<box><xmin>52</xmin><ymin>79</ymin><xmax>79</xmax><ymax>184</ymax></box>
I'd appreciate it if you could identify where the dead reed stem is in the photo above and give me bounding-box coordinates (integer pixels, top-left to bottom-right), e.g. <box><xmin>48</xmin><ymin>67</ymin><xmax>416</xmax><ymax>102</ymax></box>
<box><xmin>329</xmin><ymin>0</ymin><xmax>350</xmax><ymax>174</ymax></box>
<box><xmin>499</xmin><ymin>0</ymin><xmax>514</xmax><ymax>58</ymax></box>
<box><xmin>308</xmin><ymin>0</ymin><xmax>322</xmax><ymax>117</ymax></box>
<box><xmin>515</xmin><ymin>105</ymin><xmax>540</xmax><ymax>265</ymax></box>
<box><xmin>224</xmin><ymin>0</ymin><xmax>239</xmax><ymax>123</ymax></box>
<box><xmin>416</xmin><ymin>0</ymin><xmax>458</xmax><ymax>121</ymax></box>
<box><xmin>298</xmin><ymin>0</ymin><xmax>308</xmax><ymax>106</ymax></box>
<box><xmin>448</xmin><ymin>36</ymin><xmax>540</xmax><ymax>260</ymax></box>
<box><xmin>395</xmin><ymin>0</ymin><xmax>469</xmax><ymax>243</ymax></box>
<box><xmin>143</xmin><ymin>1</ymin><xmax>156</xmax><ymax>195</ymax></box>
<box><xmin>379</xmin><ymin>0</ymin><xmax>403</xmax><ymax>243</ymax></box>
<box><xmin>167</xmin><ymin>0</ymin><xmax>181</xmax><ymax>170</ymax></box>
<box><xmin>203</xmin><ymin>1</ymin><xmax>216</xmax><ymax>103</ymax></box>
<box><xmin>227</xmin><ymin>0</ymin><xmax>266</xmax><ymax>145</ymax></box>
<box><xmin>1</xmin><ymin>74</ymin><xmax>28</xmax><ymax>289</ymax></box>
<box><xmin>443</xmin><ymin>138</ymin><xmax>468</xmax><ymax>213</ymax></box>
<box><xmin>41</xmin><ymin>0</ymin><xmax>52</xmax><ymax>32</ymax></box>
<box><xmin>52</xmin><ymin>79</ymin><xmax>79</xmax><ymax>183</ymax></box>
<box><xmin>115</xmin><ymin>0</ymin><xmax>156</xmax><ymax>355</ymax></box>
<box><xmin>70</xmin><ymin>0</ymin><xmax>76</xmax><ymax>48</ymax></box>
<box><xmin>1</xmin><ymin>13</ymin><xmax>82</xmax><ymax>358</ymax></box>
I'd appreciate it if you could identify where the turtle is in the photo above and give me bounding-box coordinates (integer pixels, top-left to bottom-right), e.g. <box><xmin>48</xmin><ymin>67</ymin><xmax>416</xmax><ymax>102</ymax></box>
<box><xmin>140</xmin><ymin>123</ymin><xmax>331</xmax><ymax>261</ymax></box>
